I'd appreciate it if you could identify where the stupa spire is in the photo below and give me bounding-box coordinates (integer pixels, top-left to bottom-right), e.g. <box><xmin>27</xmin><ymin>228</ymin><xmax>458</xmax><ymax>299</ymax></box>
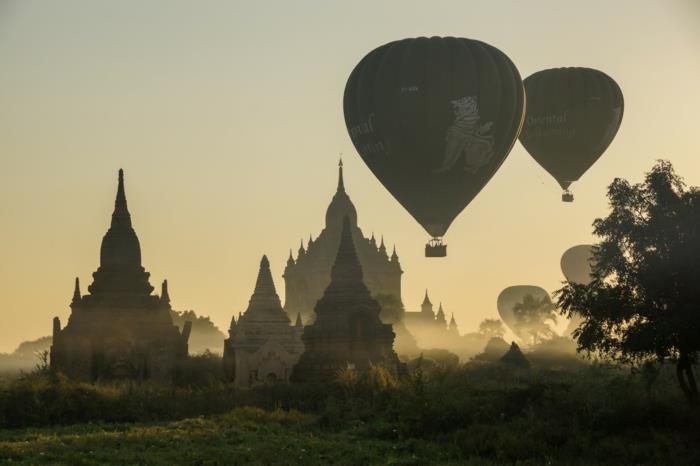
<box><xmin>337</xmin><ymin>158</ymin><xmax>345</xmax><ymax>193</ymax></box>
<box><xmin>111</xmin><ymin>169</ymin><xmax>132</xmax><ymax>228</ymax></box>
<box><xmin>240</xmin><ymin>255</ymin><xmax>289</xmax><ymax>324</ymax></box>
<box><xmin>295</xmin><ymin>312</ymin><xmax>303</xmax><ymax>327</ymax></box>
<box><xmin>391</xmin><ymin>245</ymin><xmax>399</xmax><ymax>262</ymax></box>
<box><xmin>436</xmin><ymin>302</ymin><xmax>447</xmax><ymax>326</ymax></box>
<box><xmin>161</xmin><ymin>280</ymin><xmax>170</xmax><ymax>304</ymax></box>
<box><xmin>71</xmin><ymin>277</ymin><xmax>81</xmax><ymax>305</ymax></box>
<box><xmin>327</xmin><ymin>216</ymin><xmax>365</xmax><ymax>290</ymax></box>
<box><xmin>287</xmin><ymin>249</ymin><xmax>295</xmax><ymax>266</ymax></box>
<box><xmin>422</xmin><ymin>289</ymin><xmax>432</xmax><ymax>306</ymax></box>
<box><xmin>253</xmin><ymin>255</ymin><xmax>278</xmax><ymax>297</ymax></box>
<box><xmin>379</xmin><ymin>236</ymin><xmax>387</xmax><ymax>256</ymax></box>
<box><xmin>298</xmin><ymin>239</ymin><xmax>306</xmax><ymax>256</ymax></box>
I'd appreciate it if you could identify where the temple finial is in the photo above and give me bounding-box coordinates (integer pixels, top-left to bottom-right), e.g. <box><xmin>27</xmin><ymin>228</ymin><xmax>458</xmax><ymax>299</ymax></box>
<box><xmin>71</xmin><ymin>277</ymin><xmax>81</xmax><ymax>305</ymax></box>
<box><xmin>287</xmin><ymin>249</ymin><xmax>295</xmax><ymax>266</ymax></box>
<box><xmin>337</xmin><ymin>157</ymin><xmax>345</xmax><ymax>193</ymax></box>
<box><xmin>295</xmin><ymin>312</ymin><xmax>303</xmax><ymax>327</ymax></box>
<box><xmin>161</xmin><ymin>279</ymin><xmax>170</xmax><ymax>303</ymax></box>
<box><xmin>298</xmin><ymin>239</ymin><xmax>306</xmax><ymax>256</ymax></box>
<box><xmin>252</xmin><ymin>255</ymin><xmax>277</xmax><ymax>297</ymax></box>
<box><xmin>422</xmin><ymin>289</ymin><xmax>432</xmax><ymax>306</ymax></box>
<box><xmin>111</xmin><ymin>168</ymin><xmax>131</xmax><ymax>227</ymax></box>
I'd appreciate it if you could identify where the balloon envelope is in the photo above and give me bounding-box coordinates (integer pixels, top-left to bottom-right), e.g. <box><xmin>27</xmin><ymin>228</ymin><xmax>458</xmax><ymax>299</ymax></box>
<box><xmin>561</xmin><ymin>244</ymin><xmax>596</xmax><ymax>285</ymax></box>
<box><xmin>344</xmin><ymin>37</ymin><xmax>525</xmax><ymax>238</ymax></box>
<box><xmin>497</xmin><ymin>285</ymin><xmax>550</xmax><ymax>341</ymax></box>
<box><xmin>519</xmin><ymin>67</ymin><xmax>624</xmax><ymax>191</ymax></box>
<box><xmin>561</xmin><ymin>244</ymin><xmax>596</xmax><ymax>335</ymax></box>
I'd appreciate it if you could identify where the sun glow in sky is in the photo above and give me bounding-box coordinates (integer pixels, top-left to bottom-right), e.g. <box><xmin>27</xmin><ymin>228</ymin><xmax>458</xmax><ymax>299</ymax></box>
<box><xmin>1</xmin><ymin>0</ymin><xmax>699</xmax><ymax>352</ymax></box>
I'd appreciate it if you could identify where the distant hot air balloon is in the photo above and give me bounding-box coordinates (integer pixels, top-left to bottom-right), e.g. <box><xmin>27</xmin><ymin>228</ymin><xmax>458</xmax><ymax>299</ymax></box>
<box><xmin>561</xmin><ymin>244</ymin><xmax>596</xmax><ymax>285</ymax></box>
<box><xmin>560</xmin><ymin>244</ymin><xmax>596</xmax><ymax>335</ymax></box>
<box><xmin>497</xmin><ymin>285</ymin><xmax>551</xmax><ymax>341</ymax></box>
<box><xmin>519</xmin><ymin>67</ymin><xmax>624</xmax><ymax>202</ymax></box>
<box><xmin>344</xmin><ymin>37</ymin><xmax>526</xmax><ymax>257</ymax></box>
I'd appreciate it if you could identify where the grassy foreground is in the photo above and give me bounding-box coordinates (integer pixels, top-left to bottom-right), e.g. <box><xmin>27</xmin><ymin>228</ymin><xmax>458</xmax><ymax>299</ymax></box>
<box><xmin>0</xmin><ymin>408</ymin><xmax>456</xmax><ymax>466</ymax></box>
<box><xmin>1</xmin><ymin>361</ymin><xmax>699</xmax><ymax>465</ymax></box>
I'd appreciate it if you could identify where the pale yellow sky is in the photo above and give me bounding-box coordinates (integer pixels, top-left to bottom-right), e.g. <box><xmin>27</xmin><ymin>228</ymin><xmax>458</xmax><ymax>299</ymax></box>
<box><xmin>1</xmin><ymin>1</ymin><xmax>699</xmax><ymax>352</ymax></box>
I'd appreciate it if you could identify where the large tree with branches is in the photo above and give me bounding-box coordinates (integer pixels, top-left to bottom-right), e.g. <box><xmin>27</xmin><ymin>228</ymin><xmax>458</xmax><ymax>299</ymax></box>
<box><xmin>556</xmin><ymin>161</ymin><xmax>700</xmax><ymax>404</ymax></box>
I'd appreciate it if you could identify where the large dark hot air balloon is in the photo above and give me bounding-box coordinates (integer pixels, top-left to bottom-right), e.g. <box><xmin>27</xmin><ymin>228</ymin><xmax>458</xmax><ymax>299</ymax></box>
<box><xmin>519</xmin><ymin>67</ymin><xmax>624</xmax><ymax>202</ymax></box>
<box><xmin>344</xmin><ymin>37</ymin><xmax>525</xmax><ymax>257</ymax></box>
<box><xmin>497</xmin><ymin>285</ymin><xmax>551</xmax><ymax>341</ymax></box>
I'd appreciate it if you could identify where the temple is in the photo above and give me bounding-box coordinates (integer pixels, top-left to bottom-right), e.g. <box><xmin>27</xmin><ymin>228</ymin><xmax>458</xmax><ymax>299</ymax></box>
<box><xmin>50</xmin><ymin>170</ymin><xmax>190</xmax><ymax>382</ymax></box>
<box><xmin>404</xmin><ymin>290</ymin><xmax>461</xmax><ymax>348</ymax></box>
<box><xmin>283</xmin><ymin>161</ymin><xmax>403</xmax><ymax>324</ymax></box>
<box><xmin>291</xmin><ymin>216</ymin><xmax>403</xmax><ymax>383</ymax></box>
<box><xmin>223</xmin><ymin>256</ymin><xmax>304</xmax><ymax>386</ymax></box>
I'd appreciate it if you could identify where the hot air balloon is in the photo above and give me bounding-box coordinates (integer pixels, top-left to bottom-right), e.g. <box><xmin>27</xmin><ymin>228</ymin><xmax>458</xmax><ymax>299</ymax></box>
<box><xmin>560</xmin><ymin>244</ymin><xmax>596</xmax><ymax>335</ymax></box>
<box><xmin>497</xmin><ymin>285</ymin><xmax>551</xmax><ymax>342</ymax></box>
<box><xmin>519</xmin><ymin>67</ymin><xmax>624</xmax><ymax>202</ymax></box>
<box><xmin>561</xmin><ymin>244</ymin><xmax>596</xmax><ymax>285</ymax></box>
<box><xmin>344</xmin><ymin>37</ymin><xmax>525</xmax><ymax>257</ymax></box>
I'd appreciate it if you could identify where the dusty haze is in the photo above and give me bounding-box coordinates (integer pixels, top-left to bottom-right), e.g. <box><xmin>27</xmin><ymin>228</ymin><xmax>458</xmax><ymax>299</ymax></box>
<box><xmin>1</xmin><ymin>0</ymin><xmax>699</xmax><ymax>352</ymax></box>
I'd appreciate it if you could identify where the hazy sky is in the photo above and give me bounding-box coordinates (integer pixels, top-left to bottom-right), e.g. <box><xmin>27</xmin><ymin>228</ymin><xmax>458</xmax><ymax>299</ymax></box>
<box><xmin>1</xmin><ymin>1</ymin><xmax>699</xmax><ymax>352</ymax></box>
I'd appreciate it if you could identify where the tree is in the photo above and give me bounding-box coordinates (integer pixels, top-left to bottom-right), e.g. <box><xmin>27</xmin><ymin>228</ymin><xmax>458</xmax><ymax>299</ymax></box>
<box><xmin>555</xmin><ymin>161</ymin><xmax>700</xmax><ymax>405</ymax></box>
<box><xmin>512</xmin><ymin>294</ymin><xmax>557</xmax><ymax>345</ymax></box>
<box><xmin>478</xmin><ymin>318</ymin><xmax>506</xmax><ymax>339</ymax></box>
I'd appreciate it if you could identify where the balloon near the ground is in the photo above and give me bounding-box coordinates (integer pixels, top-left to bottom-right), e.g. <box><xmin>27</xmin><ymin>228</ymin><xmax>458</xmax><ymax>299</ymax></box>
<box><xmin>497</xmin><ymin>285</ymin><xmax>551</xmax><ymax>341</ymax></box>
<box><xmin>561</xmin><ymin>244</ymin><xmax>596</xmax><ymax>286</ymax></box>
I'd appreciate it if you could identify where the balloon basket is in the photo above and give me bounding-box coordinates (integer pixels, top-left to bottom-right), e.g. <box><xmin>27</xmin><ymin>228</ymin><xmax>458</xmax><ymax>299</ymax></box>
<box><xmin>562</xmin><ymin>191</ymin><xmax>574</xmax><ymax>203</ymax></box>
<box><xmin>425</xmin><ymin>238</ymin><xmax>447</xmax><ymax>257</ymax></box>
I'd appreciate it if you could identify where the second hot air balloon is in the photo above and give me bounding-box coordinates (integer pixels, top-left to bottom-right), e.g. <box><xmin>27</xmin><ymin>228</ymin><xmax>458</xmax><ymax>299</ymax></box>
<box><xmin>344</xmin><ymin>37</ymin><xmax>526</xmax><ymax>257</ymax></box>
<box><xmin>561</xmin><ymin>244</ymin><xmax>596</xmax><ymax>286</ymax></box>
<box><xmin>519</xmin><ymin>67</ymin><xmax>624</xmax><ymax>202</ymax></box>
<box><xmin>560</xmin><ymin>244</ymin><xmax>596</xmax><ymax>335</ymax></box>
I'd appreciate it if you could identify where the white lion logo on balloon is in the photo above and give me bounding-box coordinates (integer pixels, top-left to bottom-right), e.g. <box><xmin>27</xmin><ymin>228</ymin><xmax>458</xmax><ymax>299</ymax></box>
<box><xmin>434</xmin><ymin>96</ymin><xmax>495</xmax><ymax>174</ymax></box>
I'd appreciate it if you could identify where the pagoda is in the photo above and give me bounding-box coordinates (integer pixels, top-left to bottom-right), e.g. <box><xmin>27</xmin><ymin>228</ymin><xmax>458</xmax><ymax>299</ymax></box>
<box><xmin>283</xmin><ymin>161</ymin><xmax>403</xmax><ymax>325</ymax></box>
<box><xmin>223</xmin><ymin>255</ymin><xmax>304</xmax><ymax>386</ymax></box>
<box><xmin>291</xmin><ymin>216</ymin><xmax>403</xmax><ymax>383</ymax></box>
<box><xmin>50</xmin><ymin>170</ymin><xmax>190</xmax><ymax>382</ymax></box>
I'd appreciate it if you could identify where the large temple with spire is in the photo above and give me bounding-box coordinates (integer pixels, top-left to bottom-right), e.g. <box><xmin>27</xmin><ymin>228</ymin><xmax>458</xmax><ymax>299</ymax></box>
<box><xmin>223</xmin><ymin>256</ymin><xmax>304</xmax><ymax>387</ymax></box>
<box><xmin>283</xmin><ymin>161</ymin><xmax>403</xmax><ymax>325</ymax></box>
<box><xmin>291</xmin><ymin>217</ymin><xmax>403</xmax><ymax>383</ymax></box>
<box><xmin>50</xmin><ymin>170</ymin><xmax>190</xmax><ymax>382</ymax></box>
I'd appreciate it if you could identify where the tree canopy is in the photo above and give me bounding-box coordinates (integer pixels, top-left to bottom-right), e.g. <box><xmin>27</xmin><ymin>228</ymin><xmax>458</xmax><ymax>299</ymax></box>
<box><xmin>478</xmin><ymin>318</ymin><xmax>506</xmax><ymax>339</ymax></box>
<box><xmin>512</xmin><ymin>294</ymin><xmax>557</xmax><ymax>345</ymax></box>
<box><xmin>556</xmin><ymin>160</ymin><xmax>700</xmax><ymax>404</ymax></box>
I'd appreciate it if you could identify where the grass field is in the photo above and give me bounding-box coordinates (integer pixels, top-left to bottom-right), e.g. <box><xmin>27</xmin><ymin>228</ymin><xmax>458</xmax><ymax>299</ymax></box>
<box><xmin>1</xmin><ymin>361</ymin><xmax>698</xmax><ymax>465</ymax></box>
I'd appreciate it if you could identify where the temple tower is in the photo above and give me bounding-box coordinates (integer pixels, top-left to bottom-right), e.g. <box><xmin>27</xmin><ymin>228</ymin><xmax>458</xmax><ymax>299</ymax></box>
<box><xmin>291</xmin><ymin>217</ymin><xmax>403</xmax><ymax>383</ymax></box>
<box><xmin>223</xmin><ymin>256</ymin><xmax>304</xmax><ymax>386</ymax></box>
<box><xmin>283</xmin><ymin>161</ymin><xmax>403</xmax><ymax>324</ymax></box>
<box><xmin>50</xmin><ymin>170</ymin><xmax>189</xmax><ymax>382</ymax></box>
